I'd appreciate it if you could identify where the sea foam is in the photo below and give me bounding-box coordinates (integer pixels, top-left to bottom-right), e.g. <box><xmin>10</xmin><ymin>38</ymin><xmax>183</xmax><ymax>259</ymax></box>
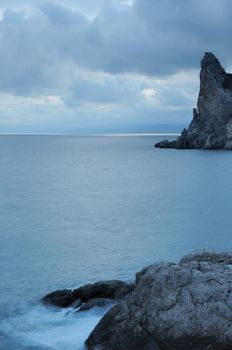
<box><xmin>0</xmin><ymin>303</ymin><xmax>110</xmax><ymax>350</ymax></box>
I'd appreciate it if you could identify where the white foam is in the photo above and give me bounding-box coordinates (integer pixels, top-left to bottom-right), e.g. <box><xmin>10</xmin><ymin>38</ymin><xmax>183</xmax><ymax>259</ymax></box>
<box><xmin>0</xmin><ymin>304</ymin><xmax>109</xmax><ymax>350</ymax></box>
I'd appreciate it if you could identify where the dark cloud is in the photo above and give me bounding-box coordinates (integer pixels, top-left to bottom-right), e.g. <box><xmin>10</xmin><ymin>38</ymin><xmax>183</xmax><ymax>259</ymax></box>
<box><xmin>84</xmin><ymin>0</ymin><xmax>232</xmax><ymax>75</ymax></box>
<box><xmin>0</xmin><ymin>0</ymin><xmax>231</xmax><ymax>132</ymax></box>
<box><xmin>0</xmin><ymin>0</ymin><xmax>232</xmax><ymax>97</ymax></box>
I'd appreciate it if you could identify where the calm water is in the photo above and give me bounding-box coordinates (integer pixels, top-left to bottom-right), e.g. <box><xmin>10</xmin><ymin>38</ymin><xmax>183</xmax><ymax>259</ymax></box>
<box><xmin>1</xmin><ymin>135</ymin><xmax>232</xmax><ymax>349</ymax></box>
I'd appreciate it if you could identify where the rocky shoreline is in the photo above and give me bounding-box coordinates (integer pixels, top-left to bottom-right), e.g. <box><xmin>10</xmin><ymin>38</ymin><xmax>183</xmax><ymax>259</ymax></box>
<box><xmin>43</xmin><ymin>250</ymin><xmax>232</xmax><ymax>350</ymax></box>
<box><xmin>155</xmin><ymin>53</ymin><xmax>232</xmax><ymax>150</ymax></box>
<box><xmin>42</xmin><ymin>280</ymin><xmax>134</xmax><ymax>310</ymax></box>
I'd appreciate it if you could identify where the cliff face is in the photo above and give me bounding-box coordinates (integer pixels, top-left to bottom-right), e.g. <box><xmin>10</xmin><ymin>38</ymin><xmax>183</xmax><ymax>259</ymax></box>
<box><xmin>86</xmin><ymin>251</ymin><xmax>232</xmax><ymax>350</ymax></box>
<box><xmin>155</xmin><ymin>53</ymin><xmax>232</xmax><ymax>149</ymax></box>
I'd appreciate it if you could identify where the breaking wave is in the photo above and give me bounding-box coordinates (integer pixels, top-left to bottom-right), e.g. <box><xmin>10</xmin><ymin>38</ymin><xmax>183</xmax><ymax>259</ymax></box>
<box><xmin>0</xmin><ymin>303</ymin><xmax>110</xmax><ymax>350</ymax></box>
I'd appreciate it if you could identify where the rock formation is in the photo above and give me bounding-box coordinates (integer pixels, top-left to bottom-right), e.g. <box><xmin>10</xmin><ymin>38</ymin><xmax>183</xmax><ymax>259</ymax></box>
<box><xmin>86</xmin><ymin>250</ymin><xmax>232</xmax><ymax>350</ymax></box>
<box><xmin>42</xmin><ymin>280</ymin><xmax>134</xmax><ymax>308</ymax></box>
<box><xmin>155</xmin><ymin>53</ymin><xmax>232</xmax><ymax>149</ymax></box>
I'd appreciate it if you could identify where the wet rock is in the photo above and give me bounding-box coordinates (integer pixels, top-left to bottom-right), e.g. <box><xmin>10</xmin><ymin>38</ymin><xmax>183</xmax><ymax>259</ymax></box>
<box><xmin>154</xmin><ymin>139</ymin><xmax>177</xmax><ymax>148</ymax></box>
<box><xmin>42</xmin><ymin>280</ymin><xmax>134</xmax><ymax>308</ymax></box>
<box><xmin>72</xmin><ymin>280</ymin><xmax>134</xmax><ymax>302</ymax></box>
<box><xmin>77</xmin><ymin>298</ymin><xmax>115</xmax><ymax>312</ymax></box>
<box><xmin>42</xmin><ymin>290</ymin><xmax>79</xmax><ymax>308</ymax></box>
<box><xmin>155</xmin><ymin>53</ymin><xmax>232</xmax><ymax>150</ymax></box>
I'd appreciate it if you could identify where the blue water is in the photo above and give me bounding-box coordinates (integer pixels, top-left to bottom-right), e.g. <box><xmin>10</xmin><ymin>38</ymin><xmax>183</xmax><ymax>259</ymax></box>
<box><xmin>0</xmin><ymin>135</ymin><xmax>232</xmax><ymax>349</ymax></box>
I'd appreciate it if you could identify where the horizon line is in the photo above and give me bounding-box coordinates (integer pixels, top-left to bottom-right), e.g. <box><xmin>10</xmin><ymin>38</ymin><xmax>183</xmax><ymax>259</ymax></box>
<box><xmin>0</xmin><ymin>133</ymin><xmax>180</xmax><ymax>136</ymax></box>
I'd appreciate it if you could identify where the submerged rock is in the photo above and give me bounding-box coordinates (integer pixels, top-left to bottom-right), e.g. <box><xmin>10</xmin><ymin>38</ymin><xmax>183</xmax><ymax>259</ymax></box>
<box><xmin>42</xmin><ymin>280</ymin><xmax>134</xmax><ymax>308</ymax></box>
<box><xmin>155</xmin><ymin>52</ymin><xmax>232</xmax><ymax>150</ymax></box>
<box><xmin>86</xmin><ymin>250</ymin><xmax>232</xmax><ymax>350</ymax></box>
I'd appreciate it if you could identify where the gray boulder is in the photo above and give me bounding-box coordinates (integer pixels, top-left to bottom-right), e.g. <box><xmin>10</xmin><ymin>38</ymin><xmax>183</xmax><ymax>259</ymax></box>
<box><xmin>42</xmin><ymin>280</ymin><xmax>134</xmax><ymax>308</ymax></box>
<box><xmin>155</xmin><ymin>52</ymin><xmax>232</xmax><ymax>150</ymax></box>
<box><xmin>86</xmin><ymin>250</ymin><xmax>232</xmax><ymax>350</ymax></box>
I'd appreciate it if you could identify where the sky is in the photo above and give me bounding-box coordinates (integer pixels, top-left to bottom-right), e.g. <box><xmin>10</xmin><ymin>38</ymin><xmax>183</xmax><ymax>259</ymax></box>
<box><xmin>0</xmin><ymin>0</ymin><xmax>231</xmax><ymax>133</ymax></box>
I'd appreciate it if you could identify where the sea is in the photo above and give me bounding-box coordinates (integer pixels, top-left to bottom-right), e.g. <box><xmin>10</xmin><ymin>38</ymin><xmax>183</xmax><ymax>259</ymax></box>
<box><xmin>1</xmin><ymin>134</ymin><xmax>232</xmax><ymax>350</ymax></box>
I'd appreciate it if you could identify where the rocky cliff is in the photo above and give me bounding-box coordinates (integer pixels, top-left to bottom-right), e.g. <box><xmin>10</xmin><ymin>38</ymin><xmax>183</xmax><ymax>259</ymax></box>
<box><xmin>155</xmin><ymin>53</ymin><xmax>232</xmax><ymax>149</ymax></box>
<box><xmin>86</xmin><ymin>250</ymin><xmax>232</xmax><ymax>350</ymax></box>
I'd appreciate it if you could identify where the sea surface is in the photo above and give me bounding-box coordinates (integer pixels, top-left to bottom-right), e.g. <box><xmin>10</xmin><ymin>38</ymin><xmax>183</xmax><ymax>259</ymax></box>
<box><xmin>1</xmin><ymin>134</ymin><xmax>232</xmax><ymax>349</ymax></box>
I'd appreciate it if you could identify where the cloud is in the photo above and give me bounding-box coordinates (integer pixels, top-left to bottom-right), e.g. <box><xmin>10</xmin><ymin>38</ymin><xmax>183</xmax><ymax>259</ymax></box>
<box><xmin>0</xmin><ymin>0</ymin><xmax>232</xmax><ymax>97</ymax></box>
<box><xmin>0</xmin><ymin>0</ymin><xmax>232</xmax><ymax>132</ymax></box>
<box><xmin>85</xmin><ymin>0</ymin><xmax>232</xmax><ymax>76</ymax></box>
<box><xmin>0</xmin><ymin>0</ymin><xmax>104</xmax><ymax>17</ymax></box>
<box><xmin>141</xmin><ymin>88</ymin><xmax>157</xmax><ymax>100</ymax></box>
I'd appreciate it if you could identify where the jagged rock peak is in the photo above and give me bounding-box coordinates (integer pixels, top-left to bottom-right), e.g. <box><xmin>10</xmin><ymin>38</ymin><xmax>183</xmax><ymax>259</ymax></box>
<box><xmin>201</xmin><ymin>52</ymin><xmax>225</xmax><ymax>74</ymax></box>
<box><xmin>155</xmin><ymin>52</ymin><xmax>232</xmax><ymax>150</ymax></box>
<box><xmin>200</xmin><ymin>52</ymin><xmax>227</xmax><ymax>92</ymax></box>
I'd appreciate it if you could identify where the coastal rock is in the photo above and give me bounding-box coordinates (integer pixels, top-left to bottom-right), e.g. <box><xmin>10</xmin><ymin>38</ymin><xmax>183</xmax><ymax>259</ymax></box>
<box><xmin>42</xmin><ymin>280</ymin><xmax>134</xmax><ymax>308</ymax></box>
<box><xmin>153</xmin><ymin>139</ymin><xmax>177</xmax><ymax>148</ymax></box>
<box><xmin>42</xmin><ymin>289</ymin><xmax>80</xmax><ymax>308</ymax></box>
<box><xmin>180</xmin><ymin>250</ymin><xmax>232</xmax><ymax>265</ymax></box>
<box><xmin>155</xmin><ymin>52</ymin><xmax>232</xmax><ymax>150</ymax></box>
<box><xmin>86</xmin><ymin>250</ymin><xmax>232</xmax><ymax>350</ymax></box>
<box><xmin>72</xmin><ymin>280</ymin><xmax>134</xmax><ymax>302</ymax></box>
<box><xmin>77</xmin><ymin>298</ymin><xmax>115</xmax><ymax>312</ymax></box>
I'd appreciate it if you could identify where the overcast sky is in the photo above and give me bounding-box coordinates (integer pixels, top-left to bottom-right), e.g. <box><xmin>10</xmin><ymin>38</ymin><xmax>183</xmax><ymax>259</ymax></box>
<box><xmin>0</xmin><ymin>0</ymin><xmax>231</xmax><ymax>133</ymax></box>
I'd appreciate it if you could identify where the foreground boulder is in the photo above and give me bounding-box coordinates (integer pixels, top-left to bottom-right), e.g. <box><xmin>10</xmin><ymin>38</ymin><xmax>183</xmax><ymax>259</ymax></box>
<box><xmin>42</xmin><ymin>280</ymin><xmax>134</xmax><ymax>308</ymax></box>
<box><xmin>155</xmin><ymin>52</ymin><xmax>232</xmax><ymax>150</ymax></box>
<box><xmin>86</xmin><ymin>250</ymin><xmax>232</xmax><ymax>350</ymax></box>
